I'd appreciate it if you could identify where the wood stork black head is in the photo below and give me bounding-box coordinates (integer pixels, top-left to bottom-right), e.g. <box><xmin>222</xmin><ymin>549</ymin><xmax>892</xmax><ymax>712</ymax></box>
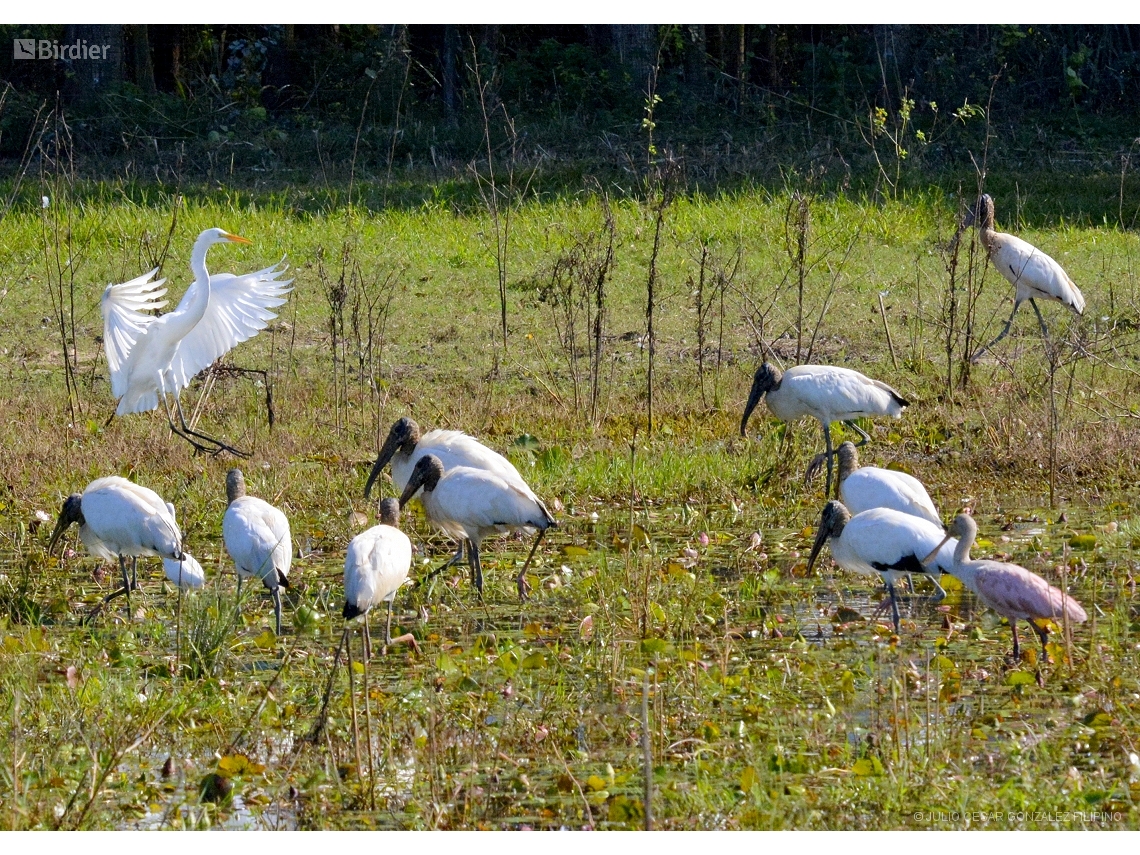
<box><xmin>378</xmin><ymin>497</ymin><xmax>401</xmax><ymax>527</ymax></box>
<box><xmin>398</xmin><ymin>454</ymin><xmax>445</xmax><ymax>508</ymax></box>
<box><xmin>48</xmin><ymin>493</ymin><xmax>85</xmax><ymax>554</ymax></box>
<box><xmin>225</xmin><ymin>468</ymin><xmax>247</xmax><ymax>505</ymax></box>
<box><xmin>740</xmin><ymin>363</ymin><xmax>783</xmax><ymax>436</ymax></box>
<box><xmin>806</xmin><ymin>500</ymin><xmax>852</xmax><ymax>575</ymax></box>
<box><xmin>366</xmin><ymin>417</ymin><xmax>423</xmax><ymax>497</ymax></box>
<box><xmin>836</xmin><ymin>441</ymin><xmax>859</xmax><ymax>484</ymax></box>
<box><xmin>964</xmin><ymin>194</ymin><xmax>995</xmax><ymax>232</ymax></box>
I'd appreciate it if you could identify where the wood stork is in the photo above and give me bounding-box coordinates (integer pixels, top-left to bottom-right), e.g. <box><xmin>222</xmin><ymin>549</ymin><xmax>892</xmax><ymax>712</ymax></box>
<box><xmin>101</xmin><ymin>227</ymin><xmax>292</xmax><ymax>457</ymax></box>
<box><xmin>398</xmin><ymin>454</ymin><xmax>557</xmax><ymax>601</ymax></box>
<box><xmin>343</xmin><ymin>498</ymin><xmax>419</xmax><ymax>658</ymax></box>
<box><xmin>740</xmin><ymin>363</ymin><xmax>909</xmax><ymax>499</ymax></box>
<box><xmin>836</xmin><ymin>441</ymin><xmax>946</xmax><ymax>598</ymax></box>
<box><xmin>222</xmin><ymin>468</ymin><xmax>292</xmax><ymax>635</ymax></box>
<box><xmin>365</xmin><ymin>416</ymin><xmax>534</xmax><ymax>575</ymax></box>
<box><xmin>968</xmin><ymin>194</ymin><xmax>1086</xmax><ymax>362</ymax></box>
<box><xmin>47</xmin><ymin>476</ymin><xmax>197</xmax><ymax>612</ymax></box>
<box><xmin>923</xmin><ymin>513</ymin><xmax>1087</xmax><ymax>661</ymax></box>
<box><xmin>807</xmin><ymin>501</ymin><xmax>957</xmax><ymax>632</ymax></box>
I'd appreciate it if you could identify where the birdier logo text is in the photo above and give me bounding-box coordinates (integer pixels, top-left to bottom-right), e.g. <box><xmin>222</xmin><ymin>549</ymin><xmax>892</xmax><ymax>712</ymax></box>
<box><xmin>13</xmin><ymin>39</ymin><xmax>110</xmax><ymax>60</ymax></box>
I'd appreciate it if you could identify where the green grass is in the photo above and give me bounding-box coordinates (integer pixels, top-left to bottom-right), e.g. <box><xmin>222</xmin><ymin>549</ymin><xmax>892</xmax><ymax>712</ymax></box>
<box><xmin>0</xmin><ymin>177</ymin><xmax>1138</xmax><ymax>828</ymax></box>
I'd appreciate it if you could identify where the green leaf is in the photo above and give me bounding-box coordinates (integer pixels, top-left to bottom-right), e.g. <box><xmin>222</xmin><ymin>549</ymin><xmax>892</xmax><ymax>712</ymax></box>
<box><xmin>519</xmin><ymin>651</ymin><xmax>547</xmax><ymax>670</ymax></box>
<box><xmin>252</xmin><ymin>630</ymin><xmax>277</xmax><ymax>650</ymax></box>
<box><xmin>1069</xmin><ymin>534</ymin><xmax>1097</xmax><ymax>550</ymax></box>
<box><xmin>1005</xmin><ymin>671</ymin><xmax>1036</xmax><ymax>686</ymax></box>
<box><xmin>562</xmin><ymin>545</ymin><xmax>590</xmax><ymax>557</ymax></box>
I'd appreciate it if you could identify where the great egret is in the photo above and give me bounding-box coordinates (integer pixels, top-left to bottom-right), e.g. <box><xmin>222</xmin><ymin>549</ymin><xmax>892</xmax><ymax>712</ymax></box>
<box><xmin>967</xmin><ymin>194</ymin><xmax>1086</xmax><ymax>362</ymax></box>
<box><xmin>222</xmin><ymin>468</ymin><xmax>292</xmax><ymax>635</ymax></box>
<box><xmin>343</xmin><ymin>498</ymin><xmax>419</xmax><ymax>657</ymax></box>
<box><xmin>364</xmin><ymin>416</ymin><xmax>531</xmax><ymax>573</ymax></box>
<box><xmin>923</xmin><ymin>513</ymin><xmax>1087</xmax><ymax>661</ymax></box>
<box><xmin>398</xmin><ymin>454</ymin><xmax>557</xmax><ymax>601</ymax></box>
<box><xmin>740</xmin><ymin>363</ymin><xmax>909</xmax><ymax>499</ymax></box>
<box><xmin>101</xmin><ymin>227</ymin><xmax>292</xmax><ymax>457</ymax></box>
<box><xmin>807</xmin><ymin>500</ymin><xmax>957</xmax><ymax>632</ymax></box>
<box><xmin>47</xmin><ymin>476</ymin><xmax>202</xmax><ymax>614</ymax></box>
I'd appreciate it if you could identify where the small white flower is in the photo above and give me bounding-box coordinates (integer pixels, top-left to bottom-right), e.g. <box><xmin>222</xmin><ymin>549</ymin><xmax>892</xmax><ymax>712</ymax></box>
<box><xmin>42</xmin><ymin>195</ymin><xmax>50</xmax><ymax>208</ymax></box>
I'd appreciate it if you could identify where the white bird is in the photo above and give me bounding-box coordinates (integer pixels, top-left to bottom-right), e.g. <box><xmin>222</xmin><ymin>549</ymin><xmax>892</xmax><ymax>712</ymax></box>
<box><xmin>101</xmin><ymin>227</ymin><xmax>292</xmax><ymax>457</ymax></box>
<box><xmin>343</xmin><ymin>498</ymin><xmax>419</xmax><ymax>658</ymax></box>
<box><xmin>968</xmin><ymin>194</ymin><xmax>1086</xmax><ymax>362</ymax></box>
<box><xmin>47</xmin><ymin>475</ymin><xmax>196</xmax><ymax>613</ymax></box>
<box><xmin>365</xmin><ymin>416</ymin><xmax>533</xmax><ymax>572</ymax></box>
<box><xmin>222</xmin><ymin>468</ymin><xmax>292</xmax><ymax>635</ymax></box>
<box><xmin>923</xmin><ymin>513</ymin><xmax>1087</xmax><ymax>661</ymax></box>
<box><xmin>398</xmin><ymin>454</ymin><xmax>557</xmax><ymax>600</ymax></box>
<box><xmin>740</xmin><ymin>363</ymin><xmax>909</xmax><ymax>499</ymax></box>
<box><xmin>835</xmin><ymin>441</ymin><xmax>946</xmax><ymax>598</ymax></box>
<box><xmin>807</xmin><ymin>500</ymin><xmax>958</xmax><ymax>632</ymax></box>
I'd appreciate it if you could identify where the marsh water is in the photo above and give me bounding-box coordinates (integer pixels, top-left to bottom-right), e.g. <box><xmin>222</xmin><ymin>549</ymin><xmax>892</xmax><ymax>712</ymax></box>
<box><xmin>6</xmin><ymin>497</ymin><xmax>1136</xmax><ymax>830</ymax></box>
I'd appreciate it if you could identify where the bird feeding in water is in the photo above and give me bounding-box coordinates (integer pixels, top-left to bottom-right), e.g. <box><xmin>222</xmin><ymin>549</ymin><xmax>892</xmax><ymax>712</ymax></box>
<box><xmin>740</xmin><ymin>363</ymin><xmax>909</xmax><ymax>499</ymax></box>
<box><xmin>966</xmin><ymin>194</ymin><xmax>1086</xmax><ymax>363</ymax></box>
<box><xmin>47</xmin><ymin>476</ymin><xmax>204</xmax><ymax>615</ymax></box>
<box><xmin>343</xmin><ymin>498</ymin><xmax>420</xmax><ymax>657</ymax></box>
<box><xmin>101</xmin><ymin>227</ymin><xmax>292</xmax><ymax>457</ymax></box>
<box><xmin>398</xmin><ymin>454</ymin><xmax>557</xmax><ymax>601</ymax></box>
<box><xmin>222</xmin><ymin>468</ymin><xmax>292</xmax><ymax>635</ymax></box>
<box><xmin>922</xmin><ymin>513</ymin><xmax>1087</xmax><ymax>661</ymax></box>
<box><xmin>364</xmin><ymin>416</ymin><xmax>531</xmax><ymax>573</ymax></box>
<box><xmin>807</xmin><ymin>500</ymin><xmax>957</xmax><ymax>632</ymax></box>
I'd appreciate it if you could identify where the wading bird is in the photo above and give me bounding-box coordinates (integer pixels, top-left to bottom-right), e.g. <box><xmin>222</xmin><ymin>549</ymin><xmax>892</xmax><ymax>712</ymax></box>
<box><xmin>101</xmin><ymin>227</ymin><xmax>292</xmax><ymax>457</ymax></box>
<box><xmin>836</xmin><ymin>441</ymin><xmax>946</xmax><ymax>597</ymax></box>
<box><xmin>398</xmin><ymin>454</ymin><xmax>557</xmax><ymax>600</ymax></box>
<box><xmin>343</xmin><ymin>498</ymin><xmax>420</xmax><ymax>658</ymax></box>
<box><xmin>222</xmin><ymin>469</ymin><xmax>292</xmax><ymax>635</ymax></box>
<box><xmin>967</xmin><ymin>194</ymin><xmax>1085</xmax><ymax>362</ymax></box>
<box><xmin>923</xmin><ymin>513</ymin><xmax>1087</xmax><ymax>661</ymax></box>
<box><xmin>740</xmin><ymin>363</ymin><xmax>909</xmax><ymax>499</ymax></box>
<box><xmin>807</xmin><ymin>501</ymin><xmax>957</xmax><ymax>632</ymax></box>
<box><xmin>364</xmin><ymin>417</ymin><xmax>530</xmax><ymax>572</ymax></box>
<box><xmin>47</xmin><ymin>476</ymin><xmax>199</xmax><ymax>613</ymax></box>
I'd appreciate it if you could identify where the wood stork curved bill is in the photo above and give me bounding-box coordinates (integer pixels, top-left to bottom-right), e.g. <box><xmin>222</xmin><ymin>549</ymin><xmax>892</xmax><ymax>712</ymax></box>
<box><xmin>968</xmin><ymin>194</ymin><xmax>1086</xmax><ymax>362</ymax></box>
<box><xmin>48</xmin><ymin>475</ymin><xmax>190</xmax><ymax>613</ymax></box>
<box><xmin>223</xmin><ymin>468</ymin><xmax>292</xmax><ymax>635</ymax></box>
<box><xmin>923</xmin><ymin>513</ymin><xmax>1086</xmax><ymax>661</ymax></box>
<box><xmin>807</xmin><ymin>500</ymin><xmax>957</xmax><ymax>632</ymax></box>
<box><xmin>344</xmin><ymin>498</ymin><xmax>419</xmax><ymax>657</ymax></box>
<box><xmin>364</xmin><ymin>417</ymin><xmax>530</xmax><ymax>572</ymax></box>
<box><xmin>101</xmin><ymin>227</ymin><xmax>292</xmax><ymax>457</ymax></box>
<box><xmin>740</xmin><ymin>363</ymin><xmax>909</xmax><ymax>499</ymax></box>
<box><xmin>398</xmin><ymin>454</ymin><xmax>557</xmax><ymax>601</ymax></box>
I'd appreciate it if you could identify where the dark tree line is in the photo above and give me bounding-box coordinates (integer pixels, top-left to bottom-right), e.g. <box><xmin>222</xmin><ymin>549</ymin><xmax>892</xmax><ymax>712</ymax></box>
<box><xmin>1</xmin><ymin>24</ymin><xmax>1138</xmax><ymax>184</ymax></box>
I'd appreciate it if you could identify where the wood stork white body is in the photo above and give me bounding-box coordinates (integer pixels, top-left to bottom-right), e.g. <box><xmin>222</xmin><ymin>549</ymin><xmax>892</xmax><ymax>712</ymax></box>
<box><xmin>48</xmin><ymin>475</ymin><xmax>189</xmax><ymax>611</ymax></box>
<box><xmin>343</xmin><ymin>498</ymin><xmax>419</xmax><ymax>657</ymax></box>
<box><xmin>969</xmin><ymin>194</ymin><xmax>1085</xmax><ymax>362</ymax></box>
<box><xmin>398</xmin><ymin>454</ymin><xmax>557</xmax><ymax>600</ymax></box>
<box><xmin>740</xmin><ymin>363</ymin><xmax>909</xmax><ymax>498</ymax></box>
<box><xmin>223</xmin><ymin>468</ymin><xmax>292</xmax><ymax>634</ymax></box>
<box><xmin>807</xmin><ymin>501</ymin><xmax>958</xmax><ymax>632</ymax></box>
<box><xmin>101</xmin><ymin>227</ymin><xmax>292</xmax><ymax>457</ymax></box>
<box><xmin>163</xmin><ymin>553</ymin><xmax>206</xmax><ymax>590</ymax></box>
<box><xmin>366</xmin><ymin>417</ymin><xmax>535</xmax><ymax>572</ymax></box>
<box><xmin>923</xmin><ymin>514</ymin><xmax>1087</xmax><ymax>661</ymax></box>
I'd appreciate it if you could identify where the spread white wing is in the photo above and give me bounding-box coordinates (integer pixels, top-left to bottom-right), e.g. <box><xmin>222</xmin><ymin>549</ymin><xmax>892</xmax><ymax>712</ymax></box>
<box><xmin>166</xmin><ymin>260</ymin><xmax>292</xmax><ymax>391</ymax></box>
<box><xmin>100</xmin><ymin>269</ymin><xmax>168</xmax><ymax>399</ymax></box>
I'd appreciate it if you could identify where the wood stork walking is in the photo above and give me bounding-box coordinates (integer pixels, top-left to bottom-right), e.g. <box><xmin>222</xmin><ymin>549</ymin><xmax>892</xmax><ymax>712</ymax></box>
<box><xmin>222</xmin><ymin>468</ymin><xmax>292</xmax><ymax>635</ymax></box>
<box><xmin>807</xmin><ymin>501</ymin><xmax>957</xmax><ymax>632</ymax></box>
<box><xmin>47</xmin><ymin>476</ymin><xmax>202</xmax><ymax>615</ymax></box>
<box><xmin>364</xmin><ymin>417</ymin><xmax>530</xmax><ymax>572</ymax></box>
<box><xmin>101</xmin><ymin>227</ymin><xmax>292</xmax><ymax>457</ymax></box>
<box><xmin>740</xmin><ymin>363</ymin><xmax>909</xmax><ymax>499</ymax></box>
<box><xmin>835</xmin><ymin>441</ymin><xmax>946</xmax><ymax>598</ymax></box>
<box><xmin>343</xmin><ymin>498</ymin><xmax>420</xmax><ymax>658</ymax></box>
<box><xmin>967</xmin><ymin>194</ymin><xmax>1086</xmax><ymax>362</ymax></box>
<box><xmin>923</xmin><ymin>513</ymin><xmax>1087</xmax><ymax>661</ymax></box>
<box><xmin>398</xmin><ymin>454</ymin><xmax>557</xmax><ymax>601</ymax></box>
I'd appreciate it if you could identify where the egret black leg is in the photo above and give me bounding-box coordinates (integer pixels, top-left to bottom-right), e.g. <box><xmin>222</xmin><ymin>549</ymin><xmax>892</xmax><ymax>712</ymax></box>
<box><xmin>842</xmin><ymin>420</ymin><xmax>873</xmax><ymax>447</ymax></box>
<box><xmin>364</xmin><ymin>619</ymin><xmax>372</xmax><ymax>661</ymax></box>
<box><xmin>887</xmin><ymin>581</ymin><xmax>901</xmax><ymax>634</ymax></box>
<box><xmin>418</xmin><ymin>539</ymin><xmax>470</xmax><ymax>588</ymax></box>
<box><xmin>235</xmin><ymin>575</ymin><xmax>243</xmax><ymax>622</ymax></box>
<box><xmin>516</xmin><ymin>528</ymin><xmax>548</xmax><ymax>602</ymax></box>
<box><xmin>170</xmin><ymin>394</ymin><xmax>251</xmax><ymax>459</ymax></box>
<box><xmin>131</xmin><ymin>557</ymin><xmax>138</xmax><ymax>589</ymax></box>
<box><xmin>1010</xmin><ymin>620</ymin><xmax>1021</xmax><ymax>661</ymax></box>
<box><xmin>822</xmin><ymin>421</ymin><xmax>835</xmax><ymax>499</ymax></box>
<box><xmin>470</xmin><ymin>540</ymin><xmax>484</xmax><ymax>596</ymax></box>
<box><xmin>971</xmin><ymin>299</ymin><xmax>1023</xmax><ymax>363</ymax></box>
<box><xmin>119</xmin><ymin>555</ymin><xmax>132</xmax><ymax>610</ymax></box>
